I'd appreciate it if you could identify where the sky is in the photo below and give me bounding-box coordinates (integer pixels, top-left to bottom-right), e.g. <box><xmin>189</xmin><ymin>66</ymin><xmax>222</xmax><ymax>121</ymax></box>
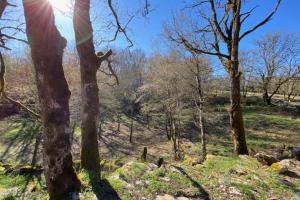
<box><xmin>52</xmin><ymin>0</ymin><xmax>300</xmax><ymax>55</ymax></box>
<box><xmin>4</xmin><ymin>0</ymin><xmax>300</xmax><ymax>64</ymax></box>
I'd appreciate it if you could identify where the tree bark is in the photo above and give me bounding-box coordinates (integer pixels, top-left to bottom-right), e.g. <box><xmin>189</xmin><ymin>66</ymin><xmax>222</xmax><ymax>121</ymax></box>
<box><xmin>230</xmin><ymin>73</ymin><xmax>249</xmax><ymax>155</ymax></box>
<box><xmin>22</xmin><ymin>0</ymin><xmax>81</xmax><ymax>198</ymax></box>
<box><xmin>263</xmin><ymin>91</ymin><xmax>272</xmax><ymax>105</ymax></box>
<box><xmin>229</xmin><ymin>3</ymin><xmax>249</xmax><ymax>155</ymax></box>
<box><xmin>73</xmin><ymin>0</ymin><xmax>100</xmax><ymax>173</ymax></box>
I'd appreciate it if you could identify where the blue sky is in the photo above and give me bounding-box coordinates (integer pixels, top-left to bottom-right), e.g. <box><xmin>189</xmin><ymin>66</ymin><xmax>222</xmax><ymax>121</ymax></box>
<box><xmin>54</xmin><ymin>0</ymin><xmax>300</xmax><ymax>55</ymax></box>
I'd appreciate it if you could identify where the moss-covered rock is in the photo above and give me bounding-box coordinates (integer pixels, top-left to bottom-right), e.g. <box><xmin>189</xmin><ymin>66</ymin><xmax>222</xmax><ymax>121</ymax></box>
<box><xmin>270</xmin><ymin>162</ymin><xmax>288</xmax><ymax>174</ymax></box>
<box><xmin>100</xmin><ymin>159</ymin><xmax>125</xmax><ymax>172</ymax></box>
<box><xmin>254</xmin><ymin>152</ymin><xmax>278</xmax><ymax>166</ymax></box>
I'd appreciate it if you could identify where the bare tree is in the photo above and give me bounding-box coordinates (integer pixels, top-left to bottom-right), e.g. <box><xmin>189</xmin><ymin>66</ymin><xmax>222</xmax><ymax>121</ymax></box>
<box><xmin>185</xmin><ymin>55</ymin><xmax>211</xmax><ymax>162</ymax></box>
<box><xmin>282</xmin><ymin>77</ymin><xmax>300</xmax><ymax>103</ymax></box>
<box><xmin>254</xmin><ymin>33</ymin><xmax>300</xmax><ymax>105</ymax></box>
<box><xmin>166</xmin><ymin>0</ymin><xmax>281</xmax><ymax>155</ymax></box>
<box><xmin>22</xmin><ymin>0</ymin><xmax>80</xmax><ymax>199</ymax></box>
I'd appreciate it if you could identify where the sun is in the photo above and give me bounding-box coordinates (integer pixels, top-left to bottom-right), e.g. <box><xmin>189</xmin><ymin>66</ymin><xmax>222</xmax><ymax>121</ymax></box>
<box><xmin>48</xmin><ymin>0</ymin><xmax>71</xmax><ymax>13</ymax></box>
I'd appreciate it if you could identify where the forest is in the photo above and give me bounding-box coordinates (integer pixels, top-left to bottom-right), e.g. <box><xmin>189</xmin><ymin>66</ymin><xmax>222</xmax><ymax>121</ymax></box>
<box><xmin>0</xmin><ymin>0</ymin><xmax>299</xmax><ymax>199</ymax></box>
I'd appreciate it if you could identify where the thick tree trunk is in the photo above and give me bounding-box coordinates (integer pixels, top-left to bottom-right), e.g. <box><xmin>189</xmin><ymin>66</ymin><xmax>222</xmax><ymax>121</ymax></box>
<box><xmin>22</xmin><ymin>0</ymin><xmax>81</xmax><ymax>199</ymax></box>
<box><xmin>263</xmin><ymin>91</ymin><xmax>272</xmax><ymax>105</ymax></box>
<box><xmin>73</xmin><ymin>0</ymin><xmax>100</xmax><ymax>173</ymax></box>
<box><xmin>230</xmin><ymin>73</ymin><xmax>249</xmax><ymax>155</ymax></box>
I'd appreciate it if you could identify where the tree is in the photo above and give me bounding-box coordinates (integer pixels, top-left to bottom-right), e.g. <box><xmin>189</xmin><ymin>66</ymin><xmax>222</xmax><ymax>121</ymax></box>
<box><xmin>166</xmin><ymin>0</ymin><xmax>282</xmax><ymax>155</ymax></box>
<box><xmin>282</xmin><ymin>77</ymin><xmax>300</xmax><ymax>103</ymax></box>
<box><xmin>22</xmin><ymin>0</ymin><xmax>80</xmax><ymax>199</ymax></box>
<box><xmin>254</xmin><ymin>33</ymin><xmax>300</xmax><ymax>105</ymax></box>
<box><xmin>144</xmin><ymin>52</ymin><xmax>188</xmax><ymax>160</ymax></box>
<box><xmin>73</xmin><ymin>0</ymin><xmax>101</xmax><ymax>174</ymax></box>
<box><xmin>185</xmin><ymin>55</ymin><xmax>211</xmax><ymax>162</ymax></box>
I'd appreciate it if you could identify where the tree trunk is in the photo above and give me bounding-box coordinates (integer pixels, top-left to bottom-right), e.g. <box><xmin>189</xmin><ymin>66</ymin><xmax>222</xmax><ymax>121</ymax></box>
<box><xmin>117</xmin><ymin>113</ymin><xmax>121</xmax><ymax>132</ymax></box>
<box><xmin>195</xmin><ymin>70</ymin><xmax>206</xmax><ymax>162</ymax></box>
<box><xmin>263</xmin><ymin>91</ymin><xmax>272</xmax><ymax>105</ymax></box>
<box><xmin>130</xmin><ymin>117</ymin><xmax>133</xmax><ymax>143</ymax></box>
<box><xmin>22</xmin><ymin>1</ymin><xmax>81</xmax><ymax>198</ymax></box>
<box><xmin>198</xmin><ymin>104</ymin><xmax>206</xmax><ymax>162</ymax></box>
<box><xmin>165</xmin><ymin>112</ymin><xmax>171</xmax><ymax>140</ymax></box>
<box><xmin>146</xmin><ymin>113</ymin><xmax>151</xmax><ymax>129</ymax></box>
<box><xmin>31</xmin><ymin>130</ymin><xmax>41</xmax><ymax>167</ymax></box>
<box><xmin>170</xmin><ymin>113</ymin><xmax>179</xmax><ymax>160</ymax></box>
<box><xmin>230</xmin><ymin>74</ymin><xmax>249</xmax><ymax>155</ymax></box>
<box><xmin>73</xmin><ymin>0</ymin><xmax>100</xmax><ymax>173</ymax></box>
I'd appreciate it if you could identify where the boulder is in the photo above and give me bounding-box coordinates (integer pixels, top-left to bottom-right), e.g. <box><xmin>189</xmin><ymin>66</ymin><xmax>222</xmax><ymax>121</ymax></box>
<box><xmin>254</xmin><ymin>152</ymin><xmax>278</xmax><ymax>166</ymax></box>
<box><xmin>270</xmin><ymin>162</ymin><xmax>288</xmax><ymax>174</ymax></box>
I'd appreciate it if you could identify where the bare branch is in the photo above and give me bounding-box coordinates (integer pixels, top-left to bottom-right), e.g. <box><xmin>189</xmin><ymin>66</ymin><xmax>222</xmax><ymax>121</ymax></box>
<box><xmin>107</xmin><ymin>0</ymin><xmax>134</xmax><ymax>47</ymax></box>
<box><xmin>209</xmin><ymin>0</ymin><xmax>228</xmax><ymax>43</ymax></box>
<box><xmin>0</xmin><ymin>51</ymin><xmax>40</xmax><ymax>118</ymax></box>
<box><xmin>97</xmin><ymin>49</ymin><xmax>119</xmax><ymax>85</ymax></box>
<box><xmin>239</xmin><ymin>0</ymin><xmax>281</xmax><ymax>41</ymax></box>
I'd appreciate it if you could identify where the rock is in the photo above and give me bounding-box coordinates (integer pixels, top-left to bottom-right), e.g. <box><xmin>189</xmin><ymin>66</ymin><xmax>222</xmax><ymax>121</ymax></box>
<box><xmin>177</xmin><ymin>197</ymin><xmax>189</xmax><ymax>200</ymax></box>
<box><xmin>169</xmin><ymin>166</ymin><xmax>181</xmax><ymax>174</ymax></box>
<box><xmin>268</xmin><ymin>197</ymin><xmax>278</xmax><ymax>200</ymax></box>
<box><xmin>270</xmin><ymin>159</ymin><xmax>292</xmax><ymax>174</ymax></box>
<box><xmin>149</xmin><ymin>163</ymin><xmax>158</xmax><ymax>169</ymax></box>
<box><xmin>289</xmin><ymin>147</ymin><xmax>300</xmax><ymax>161</ymax></box>
<box><xmin>255</xmin><ymin>152</ymin><xmax>278</xmax><ymax>166</ymax></box>
<box><xmin>228</xmin><ymin>187</ymin><xmax>242</xmax><ymax>196</ymax></box>
<box><xmin>156</xmin><ymin>194</ymin><xmax>175</xmax><ymax>200</ymax></box>
<box><xmin>160</xmin><ymin>177</ymin><xmax>170</xmax><ymax>182</ymax></box>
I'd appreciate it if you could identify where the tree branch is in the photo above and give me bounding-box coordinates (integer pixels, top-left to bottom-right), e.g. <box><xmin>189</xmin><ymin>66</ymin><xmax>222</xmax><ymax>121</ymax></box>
<box><xmin>239</xmin><ymin>0</ymin><xmax>281</xmax><ymax>41</ymax></box>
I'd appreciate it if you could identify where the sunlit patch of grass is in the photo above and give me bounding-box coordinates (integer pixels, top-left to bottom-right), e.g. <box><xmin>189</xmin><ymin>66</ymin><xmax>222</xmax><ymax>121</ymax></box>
<box><xmin>0</xmin><ymin>174</ymin><xmax>27</xmax><ymax>189</ymax></box>
<box><xmin>143</xmin><ymin>168</ymin><xmax>170</xmax><ymax>193</ymax></box>
<box><xmin>187</xmin><ymin>155</ymin><xmax>298</xmax><ymax>199</ymax></box>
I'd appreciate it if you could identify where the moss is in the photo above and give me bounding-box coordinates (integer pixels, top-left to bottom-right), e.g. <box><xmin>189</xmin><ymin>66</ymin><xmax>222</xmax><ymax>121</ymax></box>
<box><xmin>114</xmin><ymin>161</ymin><xmax>147</xmax><ymax>182</ymax></box>
<box><xmin>182</xmin><ymin>155</ymin><xmax>200</xmax><ymax>166</ymax></box>
<box><xmin>100</xmin><ymin>159</ymin><xmax>124</xmax><ymax>172</ymax></box>
<box><xmin>144</xmin><ymin>169</ymin><xmax>169</xmax><ymax>193</ymax></box>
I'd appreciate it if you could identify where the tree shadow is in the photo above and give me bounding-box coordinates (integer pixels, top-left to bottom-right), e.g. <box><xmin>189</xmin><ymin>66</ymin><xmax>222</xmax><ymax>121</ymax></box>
<box><xmin>282</xmin><ymin>170</ymin><xmax>300</xmax><ymax>179</ymax></box>
<box><xmin>0</xmin><ymin>121</ymin><xmax>41</xmax><ymax>164</ymax></box>
<box><xmin>171</xmin><ymin>165</ymin><xmax>210</xmax><ymax>200</ymax></box>
<box><xmin>88</xmin><ymin>171</ymin><xmax>121</xmax><ymax>200</ymax></box>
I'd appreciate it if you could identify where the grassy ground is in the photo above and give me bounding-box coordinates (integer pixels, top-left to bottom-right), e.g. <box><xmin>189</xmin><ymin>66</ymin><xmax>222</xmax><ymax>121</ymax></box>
<box><xmin>0</xmin><ymin>95</ymin><xmax>299</xmax><ymax>199</ymax></box>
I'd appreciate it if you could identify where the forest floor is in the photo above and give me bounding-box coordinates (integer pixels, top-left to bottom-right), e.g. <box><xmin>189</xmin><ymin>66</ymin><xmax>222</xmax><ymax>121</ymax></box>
<box><xmin>0</xmin><ymin>95</ymin><xmax>299</xmax><ymax>199</ymax></box>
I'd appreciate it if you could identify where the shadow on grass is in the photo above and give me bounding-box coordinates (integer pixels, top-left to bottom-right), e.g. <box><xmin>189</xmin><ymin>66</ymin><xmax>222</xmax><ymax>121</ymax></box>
<box><xmin>88</xmin><ymin>171</ymin><xmax>121</xmax><ymax>200</ymax></box>
<box><xmin>0</xmin><ymin>121</ymin><xmax>41</xmax><ymax>164</ymax></box>
<box><xmin>171</xmin><ymin>165</ymin><xmax>210</xmax><ymax>200</ymax></box>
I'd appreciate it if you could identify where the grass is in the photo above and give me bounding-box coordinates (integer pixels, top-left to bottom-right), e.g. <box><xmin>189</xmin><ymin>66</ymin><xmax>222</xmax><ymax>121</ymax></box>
<box><xmin>0</xmin><ymin>95</ymin><xmax>299</xmax><ymax>199</ymax></box>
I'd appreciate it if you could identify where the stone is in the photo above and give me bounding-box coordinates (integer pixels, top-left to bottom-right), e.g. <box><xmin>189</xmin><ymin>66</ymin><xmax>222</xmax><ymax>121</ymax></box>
<box><xmin>270</xmin><ymin>159</ymin><xmax>291</xmax><ymax>174</ymax></box>
<box><xmin>255</xmin><ymin>152</ymin><xmax>278</xmax><ymax>166</ymax></box>
<box><xmin>156</xmin><ymin>194</ymin><xmax>175</xmax><ymax>200</ymax></box>
<box><xmin>177</xmin><ymin>197</ymin><xmax>189</xmax><ymax>200</ymax></box>
<box><xmin>228</xmin><ymin>187</ymin><xmax>242</xmax><ymax>196</ymax></box>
